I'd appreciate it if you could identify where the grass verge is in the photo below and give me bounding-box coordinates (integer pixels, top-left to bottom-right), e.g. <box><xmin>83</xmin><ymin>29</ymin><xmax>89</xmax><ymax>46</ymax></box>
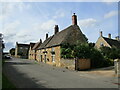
<box><xmin>2</xmin><ymin>73</ymin><xmax>16</xmax><ymax>89</ymax></box>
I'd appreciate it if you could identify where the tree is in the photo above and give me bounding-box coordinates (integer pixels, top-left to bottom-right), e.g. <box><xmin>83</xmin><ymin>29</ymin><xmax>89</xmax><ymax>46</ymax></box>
<box><xmin>100</xmin><ymin>46</ymin><xmax>120</xmax><ymax>59</ymax></box>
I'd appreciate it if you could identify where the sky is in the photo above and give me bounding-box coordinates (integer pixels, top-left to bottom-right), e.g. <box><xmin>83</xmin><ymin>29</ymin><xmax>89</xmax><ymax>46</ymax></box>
<box><xmin>0</xmin><ymin>1</ymin><xmax>119</xmax><ymax>52</ymax></box>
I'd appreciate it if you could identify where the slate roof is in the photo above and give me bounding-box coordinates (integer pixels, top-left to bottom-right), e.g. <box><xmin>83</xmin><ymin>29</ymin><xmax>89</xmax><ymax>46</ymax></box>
<box><xmin>103</xmin><ymin>37</ymin><xmax>120</xmax><ymax>48</ymax></box>
<box><xmin>38</xmin><ymin>25</ymin><xmax>87</xmax><ymax>49</ymax></box>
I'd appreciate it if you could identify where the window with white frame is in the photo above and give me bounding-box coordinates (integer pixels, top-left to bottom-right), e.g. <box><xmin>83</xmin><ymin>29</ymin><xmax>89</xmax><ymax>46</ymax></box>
<box><xmin>52</xmin><ymin>55</ymin><xmax>55</xmax><ymax>62</ymax></box>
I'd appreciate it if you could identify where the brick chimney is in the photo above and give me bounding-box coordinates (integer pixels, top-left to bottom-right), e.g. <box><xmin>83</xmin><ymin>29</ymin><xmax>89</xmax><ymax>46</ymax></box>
<box><xmin>115</xmin><ymin>36</ymin><xmax>119</xmax><ymax>41</ymax></box>
<box><xmin>72</xmin><ymin>13</ymin><xmax>77</xmax><ymax>25</ymax></box>
<box><xmin>46</xmin><ymin>33</ymin><xmax>48</xmax><ymax>40</ymax></box>
<box><xmin>100</xmin><ymin>31</ymin><xmax>103</xmax><ymax>37</ymax></box>
<box><xmin>108</xmin><ymin>33</ymin><xmax>111</xmax><ymax>39</ymax></box>
<box><xmin>54</xmin><ymin>25</ymin><xmax>59</xmax><ymax>34</ymax></box>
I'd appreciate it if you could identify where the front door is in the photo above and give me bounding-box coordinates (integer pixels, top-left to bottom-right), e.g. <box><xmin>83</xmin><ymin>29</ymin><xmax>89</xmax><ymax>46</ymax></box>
<box><xmin>40</xmin><ymin>55</ymin><xmax>42</xmax><ymax>62</ymax></box>
<box><xmin>44</xmin><ymin>55</ymin><xmax>46</xmax><ymax>63</ymax></box>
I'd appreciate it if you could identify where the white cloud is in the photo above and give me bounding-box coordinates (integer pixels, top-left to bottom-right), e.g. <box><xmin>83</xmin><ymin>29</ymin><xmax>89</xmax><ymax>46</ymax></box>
<box><xmin>3</xmin><ymin>19</ymin><xmax>57</xmax><ymax>46</ymax></box>
<box><xmin>0</xmin><ymin>2</ymin><xmax>31</xmax><ymax>21</ymax></box>
<box><xmin>3</xmin><ymin>21</ymin><xmax>20</xmax><ymax>36</ymax></box>
<box><xmin>53</xmin><ymin>12</ymin><xmax>65</xmax><ymax>19</ymax></box>
<box><xmin>53</xmin><ymin>9</ymin><xmax>65</xmax><ymax>19</ymax></box>
<box><xmin>78</xmin><ymin>18</ymin><xmax>97</xmax><ymax>28</ymax></box>
<box><xmin>104</xmin><ymin>11</ymin><xmax>117</xmax><ymax>19</ymax></box>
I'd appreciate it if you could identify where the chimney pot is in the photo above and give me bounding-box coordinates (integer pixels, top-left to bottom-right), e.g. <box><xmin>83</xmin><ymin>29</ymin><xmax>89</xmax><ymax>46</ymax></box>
<box><xmin>54</xmin><ymin>25</ymin><xmax>59</xmax><ymax>34</ymax></box>
<box><xmin>108</xmin><ymin>33</ymin><xmax>111</xmax><ymax>39</ymax></box>
<box><xmin>72</xmin><ymin>13</ymin><xmax>77</xmax><ymax>25</ymax></box>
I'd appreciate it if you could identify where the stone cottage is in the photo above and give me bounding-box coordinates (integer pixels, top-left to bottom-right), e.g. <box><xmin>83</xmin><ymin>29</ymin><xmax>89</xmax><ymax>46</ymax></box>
<box><xmin>15</xmin><ymin>42</ymin><xmax>30</xmax><ymax>59</ymax></box>
<box><xmin>28</xmin><ymin>42</ymin><xmax>36</xmax><ymax>60</ymax></box>
<box><xmin>95</xmin><ymin>31</ymin><xmax>120</xmax><ymax>49</ymax></box>
<box><xmin>29</xmin><ymin>39</ymin><xmax>42</xmax><ymax>60</ymax></box>
<box><xmin>36</xmin><ymin>13</ymin><xmax>88</xmax><ymax>66</ymax></box>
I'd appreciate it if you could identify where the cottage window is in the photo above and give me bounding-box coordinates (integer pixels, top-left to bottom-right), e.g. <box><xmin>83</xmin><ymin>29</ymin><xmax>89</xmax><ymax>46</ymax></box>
<box><xmin>100</xmin><ymin>43</ymin><xmax>104</xmax><ymax>46</ymax></box>
<box><xmin>52</xmin><ymin>55</ymin><xmax>55</xmax><ymax>62</ymax></box>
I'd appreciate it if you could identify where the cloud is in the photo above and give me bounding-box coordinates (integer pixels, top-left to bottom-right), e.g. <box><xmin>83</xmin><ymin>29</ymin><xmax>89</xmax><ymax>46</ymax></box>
<box><xmin>78</xmin><ymin>18</ymin><xmax>97</xmax><ymax>28</ymax></box>
<box><xmin>53</xmin><ymin>12</ymin><xmax>65</xmax><ymax>19</ymax></box>
<box><xmin>3</xmin><ymin>19</ymin><xmax>57</xmax><ymax>47</ymax></box>
<box><xmin>0</xmin><ymin>2</ymin><xmax>31</xmax><ymax>21</ymax></box>
<box><xmin>53</xmin><ymin>9</ymin><xmax>65</xmax><ymax>19</ymax></box>
<box><xmin>104</xmin><ymin>10</ymin><xmax>117</xmax><ymax>19</ymax></box>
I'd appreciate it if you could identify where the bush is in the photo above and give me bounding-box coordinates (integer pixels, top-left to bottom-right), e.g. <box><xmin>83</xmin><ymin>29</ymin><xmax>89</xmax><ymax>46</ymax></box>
<box><xmin>61</xmin><ymin>43</ymin><xmax>74</xmax><ymax>59</ymax></box>
<box><xmin>73</xmin><ymin>44</ymin><xmax>91</xmax><ymax>59</ymax></box>
<box><xmin>100</xmin><ymin>46</ymin><xmax>120</xmax><ymax>59</ymax></box>
<box><xmin>61</xmin><ymin>43</ymin><xmax>107</xmax><ymax>68</ymax></box>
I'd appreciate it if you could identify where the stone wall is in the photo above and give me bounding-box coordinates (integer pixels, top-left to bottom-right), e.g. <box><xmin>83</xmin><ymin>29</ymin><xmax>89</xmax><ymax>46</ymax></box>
<box><xmin>60</xmin><ymin>58</ymin><xmax>75</xmax><ymax>70</ymax></box>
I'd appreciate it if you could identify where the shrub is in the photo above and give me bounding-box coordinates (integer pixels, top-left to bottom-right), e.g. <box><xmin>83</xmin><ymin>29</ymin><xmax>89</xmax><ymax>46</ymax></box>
<box><xmin>100</xmin><ymin>46</ymin><xmax>120</xmax><ymax>59</ymax></box>
<box><xmin>61</xmin><ymin>43</ymin><xmax>115</xmax><ymax>68</ymax></box>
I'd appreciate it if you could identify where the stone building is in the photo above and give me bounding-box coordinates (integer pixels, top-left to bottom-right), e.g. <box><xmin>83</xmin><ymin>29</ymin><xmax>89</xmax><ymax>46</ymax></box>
<box><xmin>95</xmin><ymin>31</ymin><xmax>120</xmax><ymax>49</ymax></box>
<box><xmin>28</xmin><ymin>42</ymin><xmax>36</xmax><ymax>60</ymax></box>
<box><xmin>15</xmin><ymin>42</ymin><xmax>30</xmax><ymax>59</ymax></box>
<box><xmin>36</xmin><ymin>13</ymin><xmax>88</xmax><ymax>66</ymax></box>
<box><xmin>29</xmin><ymin>39</ymin><xmax>42</xmax><ymax>60</ymax></box>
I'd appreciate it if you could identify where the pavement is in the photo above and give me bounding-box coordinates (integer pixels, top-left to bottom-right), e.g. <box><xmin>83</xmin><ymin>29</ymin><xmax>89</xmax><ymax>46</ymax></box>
<box><xmin>2</xmin><ymin>57</ymin><xmax>120</xmax><ymax>88</ymax></box>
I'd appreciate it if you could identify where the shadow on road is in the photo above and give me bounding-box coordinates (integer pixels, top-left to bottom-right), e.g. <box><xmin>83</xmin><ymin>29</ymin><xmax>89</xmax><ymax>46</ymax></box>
<box><xmin>3</xmin><ymin>61</ymin><xmax>46</xmax><ymax>88</ymax></box>
<box><xmin>4</xmin><ymin>62</ymin><xmax>33</xmax><ymax>65</ymax></box>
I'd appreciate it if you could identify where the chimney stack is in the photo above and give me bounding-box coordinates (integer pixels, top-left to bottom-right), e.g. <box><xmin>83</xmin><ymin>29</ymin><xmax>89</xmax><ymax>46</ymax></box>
<box><xmin>72</xmin><ymin>13</ymin><xmax>77</xmax><ymax>25</ymax></box>
<box><xmin>100</xmin><ymin>31</ymin><xmax>103</xmax><ymax>37</ymax></box>
<box><xmin>115</xmin><ymin>36</ymin><xmax>120</xmax><ymax>41</ymax></box>
<box><xmin>46</xmin><ymin>33</ymin><xmax>48</xmax><ymax>40</ymax></box>
<box><xmin>54</xmin><ymin>25</ymin><xmax>59</xmax><ymax>34</ymax></box>
<box><xmin>40</xmin><ymin>39</ymin><xmax>42</xmax><ymax>43</ymax></box>
<box><xmin>108</xmin><ymin>33</ymin><xmax>111</xmax><ymax>39</ymax></box>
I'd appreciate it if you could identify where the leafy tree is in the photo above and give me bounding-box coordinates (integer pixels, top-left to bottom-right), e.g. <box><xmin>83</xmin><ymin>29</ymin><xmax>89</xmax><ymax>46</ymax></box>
<box><xmin>100</xmin><ymin>46</ymin><xmax>120</xmax><ymax>59</ymax></box>
<box><xmin>73</xmin><ymin>44</ymin><xmax>91</xmax><ymax>59</ymax></box>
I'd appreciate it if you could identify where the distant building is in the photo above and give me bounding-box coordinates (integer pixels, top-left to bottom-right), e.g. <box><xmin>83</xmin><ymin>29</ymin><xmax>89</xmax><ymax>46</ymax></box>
<box><xmin>15</xmin><ymin>42</ymin><xmax>30</xmax><ymax>59</ymax></box>
<box><xmin>95</xmin><ymin>31</ymin><xmax>120</xmax><ymax>49</ymax></box>
<box><xmin>36</xmin><ymin>13</ymin><xmax>88</xmax><ymax>66</ymax></box>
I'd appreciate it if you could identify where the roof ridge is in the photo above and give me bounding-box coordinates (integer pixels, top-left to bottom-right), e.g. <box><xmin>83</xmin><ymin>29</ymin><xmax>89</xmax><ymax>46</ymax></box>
<box><xmin>103</xmin><ymin>37</ymin><xmax>120</xmax><ymax>42</ymax></box>
<box><xmin>44</xmin><ymin>35</ymin><xmax>54</xmax><ymax>47</ymax></box>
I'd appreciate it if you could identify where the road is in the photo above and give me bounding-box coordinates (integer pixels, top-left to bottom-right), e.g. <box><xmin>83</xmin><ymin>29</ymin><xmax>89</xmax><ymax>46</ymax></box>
<box><xmin>3</xmin><ymin>57</ymin><xmax>119</xmax><ymax>88</ymax></box>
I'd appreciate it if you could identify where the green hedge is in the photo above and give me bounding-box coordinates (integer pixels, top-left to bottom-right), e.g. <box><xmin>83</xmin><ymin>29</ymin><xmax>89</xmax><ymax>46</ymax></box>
<box><xmin>61</xmin><ymin>43</ymin><xmax>114</xmax><ymax>68</ymax></box>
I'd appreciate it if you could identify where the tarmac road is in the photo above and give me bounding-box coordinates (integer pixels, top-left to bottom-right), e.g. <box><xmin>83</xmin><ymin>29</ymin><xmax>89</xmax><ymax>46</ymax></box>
<box><xmin>3</xmin><ymin>57</ymin><xmax>119</xmax><ymax>88</ymax></box>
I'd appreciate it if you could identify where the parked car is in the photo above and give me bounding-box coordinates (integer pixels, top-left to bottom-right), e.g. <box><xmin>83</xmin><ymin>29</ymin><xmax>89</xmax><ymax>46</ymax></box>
<box><xmin>4</xmin><ymin>55</ymin><xmax>12</xmax><ymax>59</ymax></box>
